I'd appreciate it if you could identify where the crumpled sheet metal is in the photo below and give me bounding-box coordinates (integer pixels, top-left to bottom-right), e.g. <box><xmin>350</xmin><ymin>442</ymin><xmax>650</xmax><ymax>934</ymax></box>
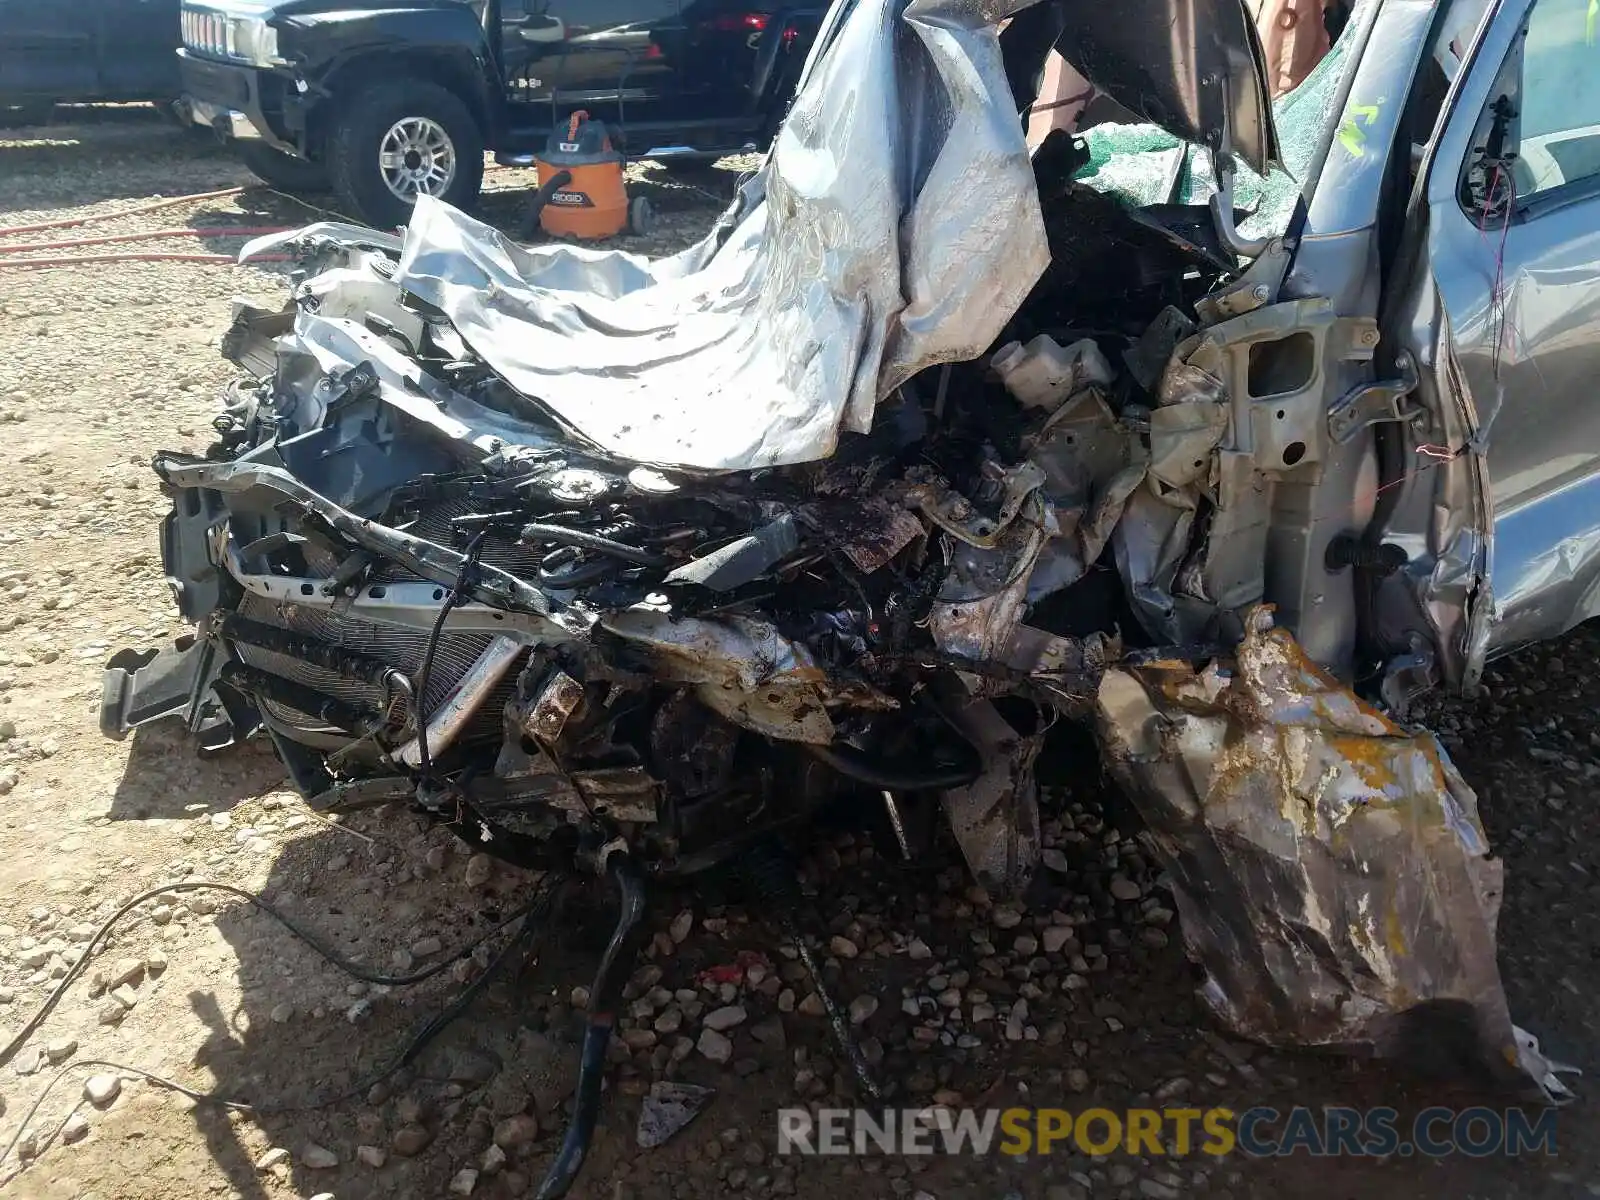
<box><xmin>600</xmin><ymin>610</ymin><xmax>840</xmax><ymax>744</ymax></box>
<box><xmin>390</xmin><ymin>0</ymin><xmax>1049</xmax><ymax>472</ymax></box>
<box><xmin>939</xmin><ymin>696</ymin><xmax>1044</xmax><ymax>896</ymax></box>
<box><xmin>1094</xmin><ymin>606</ymin><xmax>1574</xmax><ymax>1101</ymax></box>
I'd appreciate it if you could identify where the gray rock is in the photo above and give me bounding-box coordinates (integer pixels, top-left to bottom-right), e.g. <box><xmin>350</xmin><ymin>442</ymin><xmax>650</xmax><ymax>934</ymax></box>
<box><xmin>358</xmin><ymin>1144</ymin><xmax>387</xmax><ymax>1168</ymax></box>
<box><xmin>84</xmin><ymin>1074</ymin><xmax>120</xmax><ymax>1106</ymax></box>
<box><xmin>906</xmin><ymin>938</ymin><xmax>932</xmax><ymax>960</ymax></box>
<box><xmin>391</xmin><ymin>1124</ymin><xmax>434</xmax><ymax>1156</ymax></box>
<box><xmin>411</xmin><ymin>935</ymin><xmax>443</xmax><ymax>957</ymax></box>
<box><xmin>449</xmin><ymin>1050</ymin><xmax>500</xmax><ymax>1086</ymax></box>
<box><xmin>481</xmin><ymin>1144</ymin><xmax>507</xmax><ymax>1176</ymax></box>
<box><xmin>109</xmin><ymin>984</ymin><xmax>138</xmax><ymax>1010</ymax></box>
<box><xmin>45</xmin><ymin>1037</ymin><xmax>77</xmax><ymax>1064</ymax></box>
<box><xmin>450</xmin><ymin>1168</ymin><xmax>480</xmax><ymax>1195</ymax></box>
<box><xmin>669</xmin><ymin>910</ymin><xmax>694</xmax><ymax>943</ymax></box>
<box><xmin>255</xmin><ymin>1147</ymin><xmax>290</xmax><ymax>1171</ymax></box>
<box><xmin>1005</xmin><ymin>999</ymin><xmax>1028</xmax><ymax>1042</ymax></box>
<box><xmin>829</xmin><ymin>936</ymin><xmax>859</xmax><ymax>959</ymax></box>
<box><xmin>637</xmin><ymin>1081</ymin><xmax>716</xmax><ymax>1148</ymax></box>
<box><xmin>494</xmin><ymin>1113</ymin><xmax>540</xmax><ymax>1150</ymax></box>
<box><xmin>848</xmin><ymin>995</ymin><xmax>879</xmax><ymax>1025</ymax></box>
<box><xmin>465</xmin><ymin>854</ymin><xmax>494</xmax><ymax>888</ymax></box>
<box><xmin>61</xmin><ymin>1113</ymin><xmax>90</xmax><ymax>1144</ymax></box>
<box><xmin>1108</xmin><ymin>876</ymin><xmax>1142</xmax><ymax>901</ymax></box>
<box><xmin>703</xmin><ymin>1005</ymin><xmax>747</xmax><ymax>1032</ymax></box>
<box><xmin>697</xmin><ymin>1029</ymin><xmax>734</xmax><ymax>1064</ymax></box>
<box><xmin>301</xmin><ymin>1143</ymin><xmax>339</xmax><ymax>1169</ymax></box>
<box><xmin>1042</xmin><ymin>926</ymin><xmax>1075</xmax><ymax>955</ymax></box>
<box><xmin>1041</xmin><ymin>848</ymin><xmax>1071</xmax><ymax>874</ymax></box>
<box><xmin>270</xmin><ymin>1002</ymin><xmax>294</xmax><ymax>1023</ymax></box>
<box><xmin>749</xmin><ymin>1015</ymin><xmax>787</xmax><ymax>1050</ymax></box>
<box><xmin>797</xmin><ymin>992</ymin><xmax>825</xmax><ymax>1017</ymax></box>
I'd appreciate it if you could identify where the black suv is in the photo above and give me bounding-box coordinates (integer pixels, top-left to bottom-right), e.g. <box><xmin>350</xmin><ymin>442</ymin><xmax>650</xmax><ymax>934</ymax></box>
<box><xmin>0</xmin><ymin>0</ymin><xmax>180</xmax><ymax>119</ymax></box>
<box><xmin>176</xmin><ymin>0</ymin><xmax>822</xmax><ymax>228</ymax></box>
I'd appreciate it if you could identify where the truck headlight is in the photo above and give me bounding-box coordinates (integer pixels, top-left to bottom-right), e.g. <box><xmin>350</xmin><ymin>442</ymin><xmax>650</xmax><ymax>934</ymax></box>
<box><xmin>181</xmin><ymin>4</ymin><xmax>283</xmax><ymax>66</ymax></box>
<box><xmin>226</xmin><ymin>15</ymin><xmax>281</xmax><ymax>66</ymax></box>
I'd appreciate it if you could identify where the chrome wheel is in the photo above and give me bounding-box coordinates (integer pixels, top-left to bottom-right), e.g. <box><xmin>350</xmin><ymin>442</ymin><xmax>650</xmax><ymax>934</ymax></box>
<box><xmin>377</xmin><ymin>116</ymin><xmax>457</xmax><ymax>202</ymax></box>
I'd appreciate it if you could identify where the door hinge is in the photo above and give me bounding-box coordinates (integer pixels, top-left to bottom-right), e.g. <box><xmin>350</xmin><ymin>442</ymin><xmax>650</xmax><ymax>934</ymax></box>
<box><xmin>1326</xmin><ymin>351</ymin><xmax>1424</xmax><ymax>445</ymax></box>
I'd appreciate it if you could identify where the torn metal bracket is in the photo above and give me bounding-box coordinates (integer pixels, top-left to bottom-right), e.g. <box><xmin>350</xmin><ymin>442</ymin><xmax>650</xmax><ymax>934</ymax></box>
<box><xmin>1205</xmin><ymin>156</ymin><xmax>1274</xmax><ymax>266</ymax></box>
<box><xmin>1194</xmin><ymin>235</ymin><xmax>1294</xmax><ymax>325</ymax></box>
<box><xmin>1327</xmin><ymin>351</ymin><xmax>1424</xmax><ymax>445</ymax></box>
<box><xmin>1378</xmin><ymin>631</ymin><xmax>1438</xmax><ymax>716</ymax></box>
<box><xmin>935</xmin><ymin>690</ymin><xmax>1043</xmax><ymax>897</ymax></box>
<box><xmin>220</xmin><ymin>301</ymin><xmax>295</xmax><ymax>379</ymax></box>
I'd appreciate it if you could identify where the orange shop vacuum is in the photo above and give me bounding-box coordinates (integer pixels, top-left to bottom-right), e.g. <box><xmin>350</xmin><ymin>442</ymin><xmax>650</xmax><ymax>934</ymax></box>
<box><xmin>528</xmin><ymin>111</ymin><xmax>653</xmax><ymax>240</ymax></box>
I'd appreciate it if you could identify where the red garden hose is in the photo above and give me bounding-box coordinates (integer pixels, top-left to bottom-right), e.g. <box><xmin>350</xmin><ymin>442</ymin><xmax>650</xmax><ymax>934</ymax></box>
<box><xmin>0</xmin><ymin>226</ymin><xmax>291</xmax><ymax>255</ymax></box>
<box><xmin>0</xmin><ymin>251</ymin><xmax>291</xmax><ymax>270</ymax></box>
<box><xmin>0</xmin><ymin>186</ymin><xmax>248</xmax><ymax>239</ymax></box>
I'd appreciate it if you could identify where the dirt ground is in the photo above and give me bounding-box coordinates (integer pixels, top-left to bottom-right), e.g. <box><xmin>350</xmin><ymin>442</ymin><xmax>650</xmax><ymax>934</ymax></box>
<box><xmin>0</xmin><ymin>107</ymin><xmax>1597</xmax><ymax>1200</ymax></box>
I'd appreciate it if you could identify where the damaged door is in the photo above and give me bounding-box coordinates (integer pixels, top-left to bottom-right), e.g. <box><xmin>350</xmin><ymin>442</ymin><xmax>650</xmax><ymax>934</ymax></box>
<box><xmin>1402</xmin><ymin>0</ymin><xmax>1600</xmax><ymax>660</ymax></box>
<box><xmin>1043</xmin><ymin>0</ymin><xmax>1280</xmax><ymax>173</ymax></box>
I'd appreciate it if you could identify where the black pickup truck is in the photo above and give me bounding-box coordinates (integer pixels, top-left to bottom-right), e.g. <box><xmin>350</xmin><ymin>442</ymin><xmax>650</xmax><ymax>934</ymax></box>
<box><xmin>176</xmin><ymin>0</ymin><xmax>821</xmax><ymax>228</ymax></box>
<box><xmin>0</xmin><ymin>0</ymin><xmax>181</xmax><ymax>120</ymax></box>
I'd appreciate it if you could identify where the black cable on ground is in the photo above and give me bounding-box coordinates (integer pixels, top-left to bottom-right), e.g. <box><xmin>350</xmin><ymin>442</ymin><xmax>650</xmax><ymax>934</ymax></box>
<box><xmin>0</xmin><ymin>877</ymin><xmax>562</xmax><ymax>1173</ymax></box>
<box><xmin>0</xmin><ymin>878</ymin><xmax>551</xmax><ymax>1073</ymax></box>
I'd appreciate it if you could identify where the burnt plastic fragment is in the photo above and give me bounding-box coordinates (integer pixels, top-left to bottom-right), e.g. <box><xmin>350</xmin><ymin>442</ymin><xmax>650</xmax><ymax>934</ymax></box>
<box><xmin>663</xmin><ymin>514</ymin><xmax>800</xmax><ymax>591</ymax></box>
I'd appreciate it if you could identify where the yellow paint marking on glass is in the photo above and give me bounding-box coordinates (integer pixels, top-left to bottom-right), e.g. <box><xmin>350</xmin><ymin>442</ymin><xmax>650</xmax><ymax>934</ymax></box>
<box><xmin>1587</xmin><ymin>0</ymin><xmax>1596</xmax><ymax>46</ymax></box>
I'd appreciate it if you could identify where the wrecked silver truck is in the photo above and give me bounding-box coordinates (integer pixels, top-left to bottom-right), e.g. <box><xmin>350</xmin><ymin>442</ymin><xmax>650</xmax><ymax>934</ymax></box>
<box><xmin>103</xmin><ymin>0</ymin><xmax>1595</xmax><ymax>1181</ymax></box>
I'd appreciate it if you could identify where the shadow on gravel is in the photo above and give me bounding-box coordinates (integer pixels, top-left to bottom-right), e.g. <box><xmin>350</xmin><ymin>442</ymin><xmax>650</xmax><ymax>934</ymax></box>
<box><xmin>108</xmin><ymin>724</ymin><xmax>284</xmax><ymax>821</ymax></box>
<box><xmin>0</xmin><ymin>124</ymin><xmax>244</xmax><ymax>216</ymax></box>
<box><xmin>78</xmin><ymin>714</ymin><xmax>1600</xmax><ymax>1200</ymax></box>
<box><xmin>188</xmin><ymin>815</ymin><xmax>616</xmax><ymax>1200</ymax></box>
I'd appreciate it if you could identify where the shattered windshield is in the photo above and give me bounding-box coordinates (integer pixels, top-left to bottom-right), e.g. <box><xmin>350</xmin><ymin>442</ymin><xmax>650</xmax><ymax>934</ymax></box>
<box><xmin>1072</xmin><ymin>23</ymin><xmax>1357</xmax><ymax>241</ymax></box>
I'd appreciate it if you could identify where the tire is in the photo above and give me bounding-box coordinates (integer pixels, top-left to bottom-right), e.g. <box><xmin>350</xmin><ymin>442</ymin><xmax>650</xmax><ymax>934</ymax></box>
<box><xmin>235</xmin><ymin>141</ymin><xmax>329</xmax><ymax>195</ymax></box>
<box><xmin>326</xmin><ymin>80</ymin><xmax>484</xmax><ymax>231</ymax></box>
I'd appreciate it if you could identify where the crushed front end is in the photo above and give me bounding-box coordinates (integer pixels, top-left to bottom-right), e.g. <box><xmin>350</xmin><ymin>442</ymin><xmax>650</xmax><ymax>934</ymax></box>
<box><xmin>103</xmin><ymin>0</ymin><xmax>1575</xmax><ymax>1144</ymax></box>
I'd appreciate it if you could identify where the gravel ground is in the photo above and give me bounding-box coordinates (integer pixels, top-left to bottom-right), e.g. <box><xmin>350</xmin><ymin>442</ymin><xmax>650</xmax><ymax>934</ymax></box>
<box><xmin>0</xmin><ymin>106</ymin><xmax>1597</xmax><ymax>1200</ymax></box>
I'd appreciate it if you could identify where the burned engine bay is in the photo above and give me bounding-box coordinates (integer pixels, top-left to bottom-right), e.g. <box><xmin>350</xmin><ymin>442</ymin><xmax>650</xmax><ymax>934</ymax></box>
<box><xmin>98</xmin><ymin>8</ymin><xmax>1575</xmax><ymax>1180</ymax></box>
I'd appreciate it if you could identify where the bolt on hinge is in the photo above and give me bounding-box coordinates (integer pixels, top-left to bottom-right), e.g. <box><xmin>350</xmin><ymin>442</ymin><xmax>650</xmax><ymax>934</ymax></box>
<box><xmin>1326</xmin><ymin>351</ymin><xmax>1424</xmax><ymax>444</ymax></box>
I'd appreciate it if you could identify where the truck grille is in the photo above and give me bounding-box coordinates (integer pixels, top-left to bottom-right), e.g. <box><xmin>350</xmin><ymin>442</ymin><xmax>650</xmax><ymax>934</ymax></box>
<box><xmin>181</xmin><ymin>7</ymin><xmax>231</xmax><ymax>60</ymax></box>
